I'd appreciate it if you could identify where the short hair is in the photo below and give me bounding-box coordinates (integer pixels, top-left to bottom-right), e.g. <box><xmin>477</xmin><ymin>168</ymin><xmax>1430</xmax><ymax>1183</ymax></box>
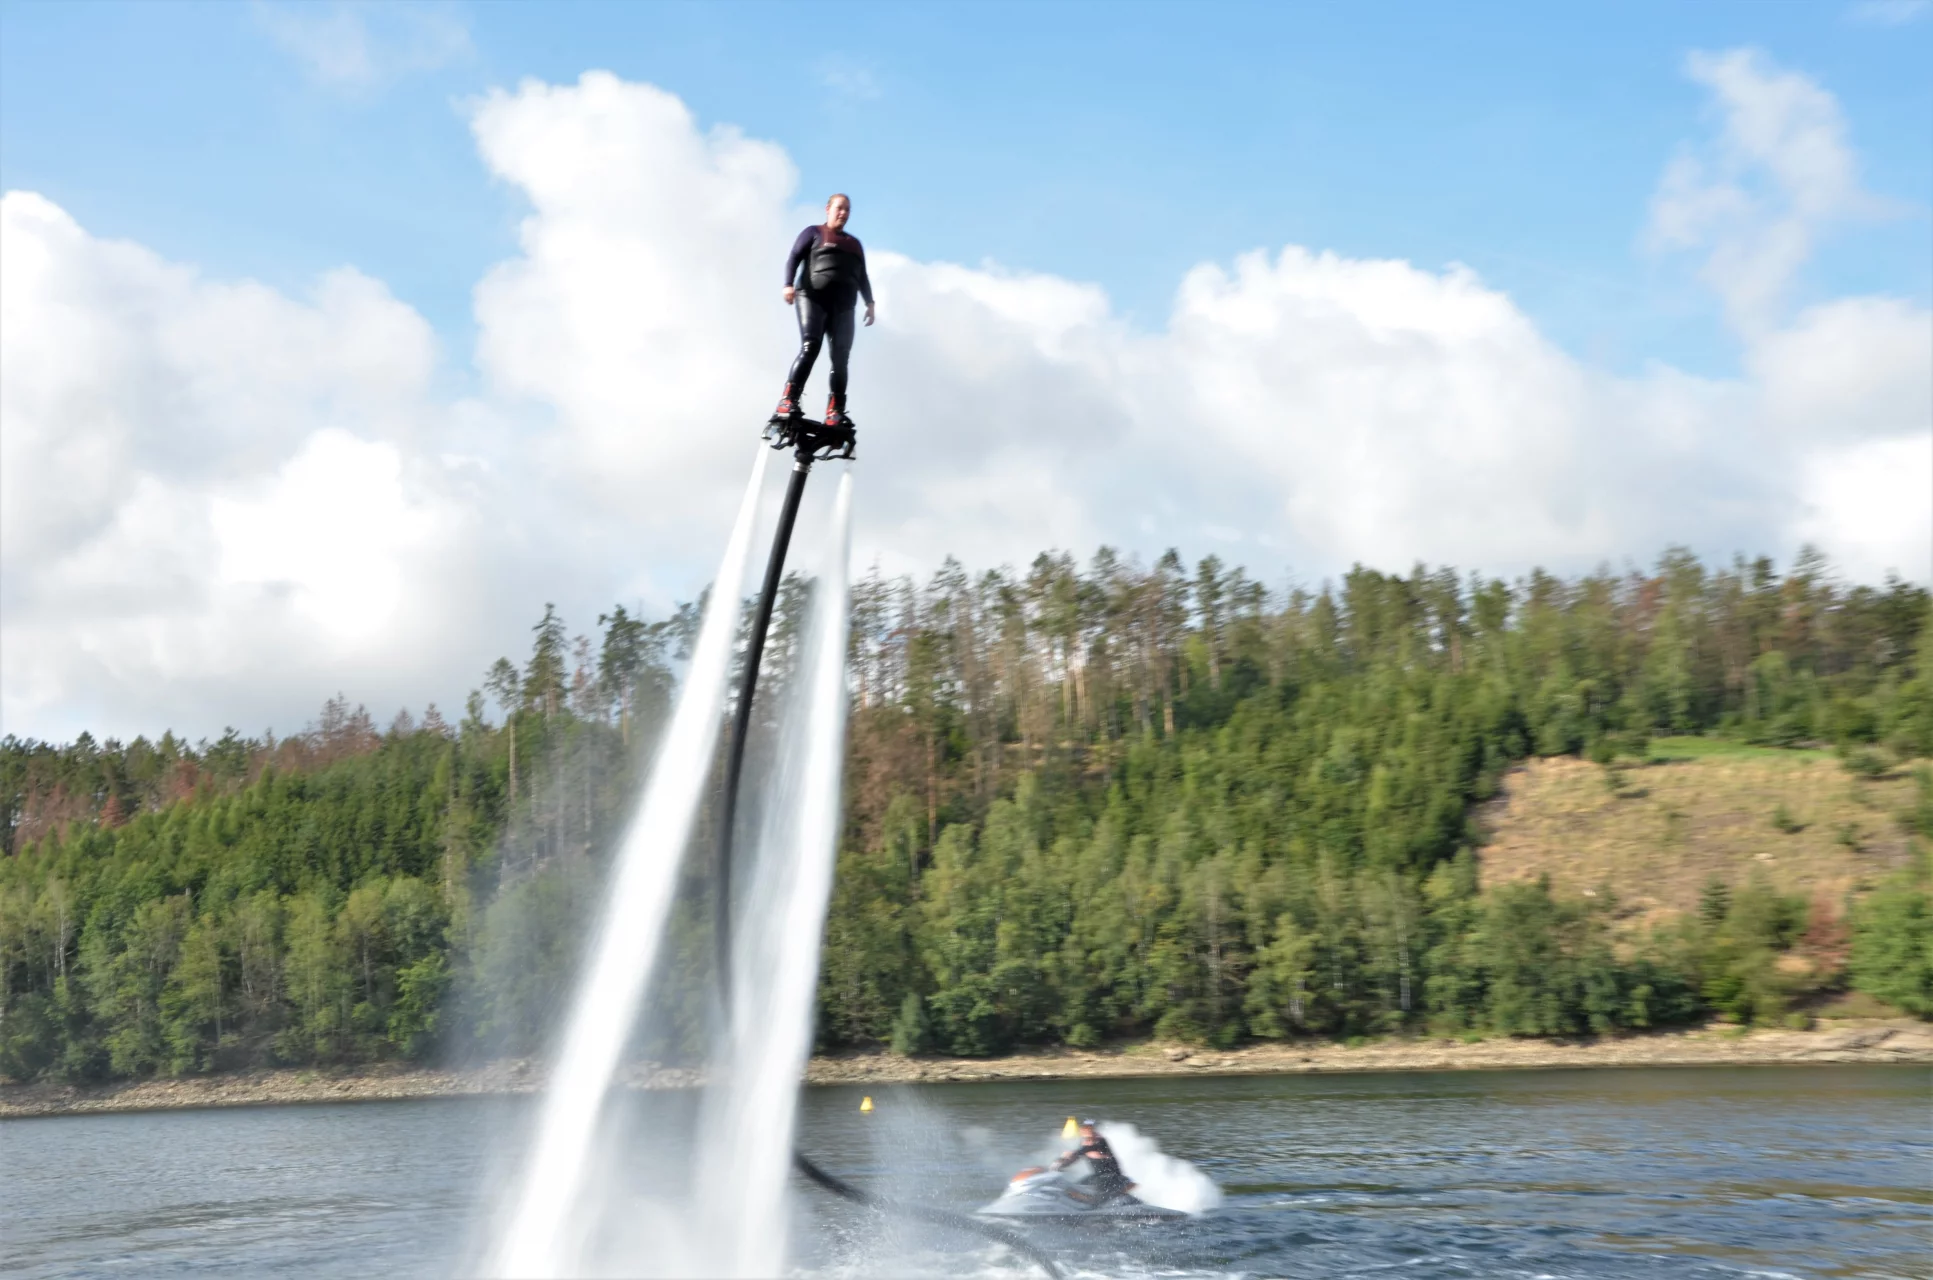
<box><xmin>827</xmin><ymin>192</ymin><xmax>851</xmax><ymax>208</ymax></box>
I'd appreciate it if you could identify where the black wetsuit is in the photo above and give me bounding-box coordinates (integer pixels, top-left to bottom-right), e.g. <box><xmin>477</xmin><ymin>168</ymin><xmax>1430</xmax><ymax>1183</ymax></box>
<box><xmin>1056</xmin><ymin>1134</ymin><xmax>1131</xmax><ymax>1203</ymax></box>
<box><xmin>782</xmin><ymin>225</ymin><xmax>873</xmax><ymax>404</ymax></box>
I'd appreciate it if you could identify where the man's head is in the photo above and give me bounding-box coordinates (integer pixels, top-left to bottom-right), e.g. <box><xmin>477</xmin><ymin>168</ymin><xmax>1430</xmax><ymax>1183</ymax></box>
<box><xmin>825</xmin><ymin>193</ymin><xmax>851</xmax><ymax>231</ymax></box>
<box><xmin>1079</xmin><ymin>1121</ymin><xmax>1099</xmax><ymax>1141</ymax></box>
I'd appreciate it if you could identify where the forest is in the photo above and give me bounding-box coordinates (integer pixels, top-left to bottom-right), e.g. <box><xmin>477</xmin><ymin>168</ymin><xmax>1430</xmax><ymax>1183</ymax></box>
<box><xmin>2</xmin><ymin>546</ymin><xmax>1929</xmax><ymax>1082</ymax></box>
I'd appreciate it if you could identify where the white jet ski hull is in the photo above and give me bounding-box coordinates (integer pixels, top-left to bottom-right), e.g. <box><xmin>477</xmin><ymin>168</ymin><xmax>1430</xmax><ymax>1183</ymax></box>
<box><xmin>974</xmin><ymin>1170</ymin><xmax>1191</xmax><ymax>1223</ymax></box>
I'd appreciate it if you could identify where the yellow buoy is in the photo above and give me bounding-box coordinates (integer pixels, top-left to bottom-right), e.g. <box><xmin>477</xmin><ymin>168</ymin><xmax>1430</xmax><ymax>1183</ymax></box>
<box><xmin>1062</xmin><ymin>1116</ymin><xmax>1079</xmax><ymax>1140</ymax></box>
<box><xmin>860</xmin><ymin>1096</ymin><xmax>874</xmax><ymax>1113</ymax></box>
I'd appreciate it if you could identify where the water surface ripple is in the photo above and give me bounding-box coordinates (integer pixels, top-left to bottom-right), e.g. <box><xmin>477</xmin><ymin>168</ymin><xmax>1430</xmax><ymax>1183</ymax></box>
<box><xmin>3</xmin><ymin>1065</ymin><xmax>1926</xmax><ymax>1278</ymax></box>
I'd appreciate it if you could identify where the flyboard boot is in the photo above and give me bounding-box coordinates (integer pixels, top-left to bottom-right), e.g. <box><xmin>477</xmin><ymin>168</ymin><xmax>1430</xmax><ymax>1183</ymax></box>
<box><xmin>822</xmin><ymin>392</ymin><xmax>856</xmax><ymax>457</ymax></box>
<box><xmin>765</xmin><ymin>383</ymin><xmax>808</xmax><ymax>445</ymax></box>
<box><xmin>761</xmin><ymin>386</ymin><xmax>854</xmax><ymax>461</ymax></box>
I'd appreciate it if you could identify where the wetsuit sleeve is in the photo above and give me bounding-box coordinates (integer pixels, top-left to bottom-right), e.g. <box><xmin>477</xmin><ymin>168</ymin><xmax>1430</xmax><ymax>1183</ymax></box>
<box><xmin>852</xmin><ymin>236</ymin><xmax>873</xmax><ymax>306</ymax></box>
<box><xmin>784</xmin><ymin>226</ymin><xmax>815</xmax><ymax>288</ymax></box>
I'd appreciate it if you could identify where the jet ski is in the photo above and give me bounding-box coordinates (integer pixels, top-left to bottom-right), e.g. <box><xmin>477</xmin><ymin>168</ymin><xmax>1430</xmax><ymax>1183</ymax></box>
<box><xmin>975</xmin><ymin>1167</ymin><xmax>1190</xmax><ymax>1222</ymax></box>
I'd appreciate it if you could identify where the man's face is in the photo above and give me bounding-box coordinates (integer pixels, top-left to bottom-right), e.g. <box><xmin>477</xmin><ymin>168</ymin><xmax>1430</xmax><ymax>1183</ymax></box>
<box><xmin>1080</xmin><ymin>1125</ymin><xmax>1097</xmax><ymax>1141</ymax></box>
<box><xmin>826</xmin><ymin>198</ymin><xmax>850</xmax><ymax>230</ymax></box>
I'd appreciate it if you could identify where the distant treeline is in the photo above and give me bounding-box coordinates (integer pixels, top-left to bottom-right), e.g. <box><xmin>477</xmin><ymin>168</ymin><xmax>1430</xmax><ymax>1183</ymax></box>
<box><xmin>2</xmin><ymin>548</ymin><xmax>1929</xmax><ymax>1082</ymax></box>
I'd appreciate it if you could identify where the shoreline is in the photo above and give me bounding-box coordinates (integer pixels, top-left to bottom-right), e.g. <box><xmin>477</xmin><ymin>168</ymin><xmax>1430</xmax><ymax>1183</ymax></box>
<box><xmin>4</xmin><ymin>1019</ymin><xmax>1926</xmax><ymax>1119</ymax></box>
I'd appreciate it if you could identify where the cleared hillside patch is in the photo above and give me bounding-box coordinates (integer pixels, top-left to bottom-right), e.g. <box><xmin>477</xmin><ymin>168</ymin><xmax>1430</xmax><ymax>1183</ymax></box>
<box><xmin>1476</xmin><ymin>744</ymin><xmax>1917</xmax><ymax>928</ymax></box>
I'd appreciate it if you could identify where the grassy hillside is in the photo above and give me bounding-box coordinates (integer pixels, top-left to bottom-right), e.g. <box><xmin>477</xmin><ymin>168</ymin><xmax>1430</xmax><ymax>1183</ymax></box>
<box><xmin>1479</xmin><ymin>742</ymin><xmax>1920</xmax><ymax>930</ymax></box>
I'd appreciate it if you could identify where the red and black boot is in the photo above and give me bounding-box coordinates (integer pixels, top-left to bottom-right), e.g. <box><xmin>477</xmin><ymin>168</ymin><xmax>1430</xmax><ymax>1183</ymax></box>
<box><xmin>823</xmin><ymin>391</ymin><xmax>853</xmax><ymax>431</ymax></box>
<box><xmin>772</xmin><ymin>383</ymin><xmax>803</xmax><ymax>422</ymax></box>
<box><xmin>819</xmin><ymin>391</ymin><xmax>856</xmax><ymax>458</ymax></box>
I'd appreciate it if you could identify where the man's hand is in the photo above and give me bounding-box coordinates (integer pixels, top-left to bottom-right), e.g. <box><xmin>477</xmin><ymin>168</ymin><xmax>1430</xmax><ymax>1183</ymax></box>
<box><xmin>864</xmin><ymin>301</ymin><xmax>876</xmax><ymax>327</ymax></box>
<box><xmin>783</xmin><ymin>286</ymin><xmax>796</xmax><ymax>305</ymax></box>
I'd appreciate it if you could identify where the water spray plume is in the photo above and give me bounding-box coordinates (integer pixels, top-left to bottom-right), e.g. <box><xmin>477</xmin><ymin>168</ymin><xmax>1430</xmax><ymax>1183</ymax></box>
<box><xmin>489</xmin><ymin>446</ymin><xmax>771</xmax><ymax>1280</ymax></box>
<box><xmin>691</xmin><ymin>471</ymin><xmax>853</xmax><ymax>1277</ymax></box>
<box><xmin>701</xmin><ymin>459</ymin><xmax>1060</xmax><ymax>1278</ymax></box>
<box><xmin>488</xmin><ymin>442</ymin><xmax>1055</xmax><ymax>1277</ymax></box>
<box><xmin>1099</xmin><ymin>1122</ymin><xmax>1224</xmax><ymax>1215</ymax></box>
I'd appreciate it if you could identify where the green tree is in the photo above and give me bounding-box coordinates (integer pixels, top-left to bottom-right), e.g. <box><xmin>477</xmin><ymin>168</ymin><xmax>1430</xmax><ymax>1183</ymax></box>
<box><xmin>278</xmin><ymin>891</ymin><xmax>346</xmax><ymax>1063</ymax></box>
<box><xmin>1851</xmin><ymin>878</ymin><xmax>1932</xmax><ymax>1016</ymax></box>
<box><xmin>1245</xmin><ymin>914</ymin><xmax>1316</xmax><ymax>1038</ymax></box>
<box><xmin>161</xmin><ymin>916</ymin><xmax>226</xmax><ymax>1073</ymax></box>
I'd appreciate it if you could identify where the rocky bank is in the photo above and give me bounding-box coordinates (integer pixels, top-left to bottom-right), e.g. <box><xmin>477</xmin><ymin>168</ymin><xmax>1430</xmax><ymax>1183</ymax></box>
<box><xmin>4</xmin><ymin>1019</ymin><xmax>1926</xmax><ymax>1119</ymax></box>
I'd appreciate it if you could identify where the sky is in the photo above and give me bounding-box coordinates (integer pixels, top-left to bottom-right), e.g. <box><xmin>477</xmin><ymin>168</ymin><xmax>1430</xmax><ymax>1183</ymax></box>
<box><xmin>2</xmin><ymin>0</ymin><xmax>1929</xmax><ymax>743</ymax></box>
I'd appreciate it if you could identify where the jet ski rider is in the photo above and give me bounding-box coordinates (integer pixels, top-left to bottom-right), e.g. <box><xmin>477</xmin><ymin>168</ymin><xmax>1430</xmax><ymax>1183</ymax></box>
<box><xmin>773</xmin><ymin>192</ymin><xmax>875</xmax><ymax>431</ymax></box>
<box><xmin>1054</xmin><ymin>1120</ymin><xmax>1134</xmax><ymax>1206</ymax></box>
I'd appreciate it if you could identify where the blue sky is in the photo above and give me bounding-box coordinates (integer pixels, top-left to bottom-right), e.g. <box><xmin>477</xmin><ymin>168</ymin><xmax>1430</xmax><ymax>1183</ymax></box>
<box><xmin>5</xmin><ymin>0</ymin><xmax>1928</xmax><ymax>380</ymax></box>
<box><xmin>4</xmin><ymin>1</ymin><xmax>1931</xmax><ymax>740</ymax></box>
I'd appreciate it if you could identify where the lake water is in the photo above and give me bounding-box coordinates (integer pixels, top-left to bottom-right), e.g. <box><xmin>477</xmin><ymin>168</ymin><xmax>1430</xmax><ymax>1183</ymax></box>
<box><xmin>2</xmin><ymin>1066</ymin><xmax>1927</xmax><ymax>1279</ymax></box>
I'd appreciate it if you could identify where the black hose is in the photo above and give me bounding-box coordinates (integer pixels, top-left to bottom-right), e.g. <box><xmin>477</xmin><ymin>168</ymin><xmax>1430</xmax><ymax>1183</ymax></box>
<box><xmin>715</xmin><ymin>458</ymin><xmax>811</xmax><ymax>998</ymax></box>
<box><xmin>715</xmin><ymin>434</ymin><xmax>1061</xmax><ymax>1280</ymax></box>
<box><xmin>793</xmin><ymin>1149</ymin><xmax>1064</xmax><ymax>1277</ymax></box>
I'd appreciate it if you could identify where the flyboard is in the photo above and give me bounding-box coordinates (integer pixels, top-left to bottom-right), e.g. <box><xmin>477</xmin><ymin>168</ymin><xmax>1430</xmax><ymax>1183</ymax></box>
<box><xmin>713</xmin><ymin>411</ymin><xmax>1063</xmax><ymax>1280</ymax></box>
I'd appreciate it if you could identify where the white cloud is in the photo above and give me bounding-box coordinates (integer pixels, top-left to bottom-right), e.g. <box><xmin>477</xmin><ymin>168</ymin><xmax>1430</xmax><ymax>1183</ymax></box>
<box><xmin>1794</xmin><ymin>434</ymin><xmax>1933</xmax><ymax>583</ymax></box>
<box><xmin>1646</xmin><ymin>48</ymin><xmax>1881</xmax><ymax>335</ymax></box>
<box><xmin>1749</xmin><ymin>296</ymin><xmax>1933</xmax><ymax>445</ymax></box>
<box><xmin>255</xmin><ymin>1</ymin><xmax>471</xmax><ymax>93</ymax></box>
<box><xmin>816</xmin><ymin>58</ymin><xmax>883</xmax><ymax>102</ymax></box>
<box><xmin>468</xmin><ymin>75</ymin><xmax>797</xmax><ymax>527</ymax></box>
<box><xmin>0</xmin><ymin>194</ymin><xmax>441</xmax><ymax>581</ymax></box>
<box><xmin>0</xmin><ymin>192</ymin><xmax>547</xmax><ymax>740</ymax></box>
<box><xmin>1848</xmin><ymin>0</ymin><xmax>1930</xmax><ymax>26</ymax></box>
<box><xmin>2</xmin><ymin>55</ymin><xmax>1926</xmax><ymax>742</ymax></box>
<box><xmin>211</xmin><ymin>430</ymin><xmax>447</xmax><ymax>648</ymax></box>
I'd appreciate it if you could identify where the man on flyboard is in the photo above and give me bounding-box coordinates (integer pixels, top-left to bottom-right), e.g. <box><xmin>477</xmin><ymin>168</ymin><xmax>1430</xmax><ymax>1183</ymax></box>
<box><xmin>772</xmin><ymin>193</ymin><xmax>874</xmax><ymax>436</ymax></box>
